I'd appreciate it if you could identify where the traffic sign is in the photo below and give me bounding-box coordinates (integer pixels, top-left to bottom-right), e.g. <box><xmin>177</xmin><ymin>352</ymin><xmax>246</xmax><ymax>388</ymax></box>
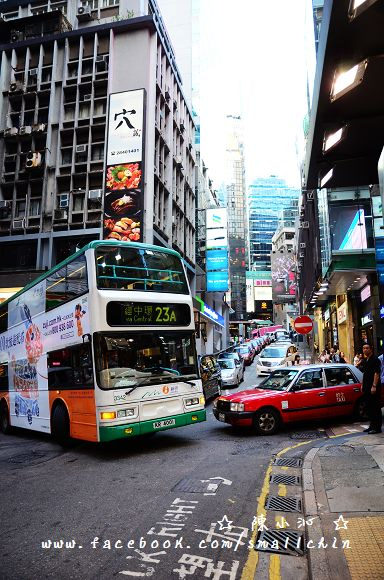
<box><xmin>293</xmin><ymin>315</ymin><xmax>313</xmax><ymax>335</ymax></box>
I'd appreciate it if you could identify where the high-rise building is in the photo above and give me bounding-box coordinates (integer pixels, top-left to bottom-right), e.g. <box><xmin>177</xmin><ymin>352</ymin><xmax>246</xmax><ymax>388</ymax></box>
<box><xmin>0</xmin><ymin>0</ymin><xmax>196</xmax><ymax>294</ymax></box>
<box><xmin>312</xmin><ymin>0</ymin><xmax>324</xmax><ymax>55</ymax></box>
<box><xmin>248</xmin><ymin>176</ymin><xmax>299</xmax><ymax>273</ymax></box>
<box><xmin>226</xmin><ymin>114</ymin><xmax>248</xmax><ymax>322</ymax></box>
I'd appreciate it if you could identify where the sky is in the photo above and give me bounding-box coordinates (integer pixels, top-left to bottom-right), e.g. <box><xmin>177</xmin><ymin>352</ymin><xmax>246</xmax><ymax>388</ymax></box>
<box><xmin>195</xmin><ymin>0</ymin><xmax>317</xmax><ymax>189</ymax></box>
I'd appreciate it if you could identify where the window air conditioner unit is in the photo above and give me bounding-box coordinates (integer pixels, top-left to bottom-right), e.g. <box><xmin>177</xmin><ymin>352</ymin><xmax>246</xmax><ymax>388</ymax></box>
<box><xmin>77</xmin><ymin>5</ymin><xmax>92</xmax><ymax>21</ymax></box>
<box><xmin>19</xmin><ymin>126</ymin><xmax>32</xmax><ymax>136</ymax></box>
<box><xmin>300</xmin><ymin>221</ymin><xmax>309</xmax><ymax>229</ymax></box>
<box><xmin>165</xmin><ymin>86</ymin><xmax>171</xmax><ymax>101</ymax></box>
<box><xmin>26</xmin><ymin>151</ymin><xmax>42</xmax><ymax>168</ymax></box>
<box><xmin>300</xmin><ymin>242</ymin><xmax>306</xmax><ymax>249</ymax></box>
<box><xmin>59</xmin><ymin>193</ymin><xmax>69</xmax><ymax>208</ymax></box>
<box><xmin>9</xmin><ymin>81</ymin><xmax>24</xmax><ymax>93</ymax></box>
<box><xmin>12</xmin><ymin>219</ymin><xmax>25</xmax><ymax>229</ymax></box>
<box><xmin>29</xmin><ymin>68</ymin><xmax>38</xmax><ymax>77</ymax></box>
<box><xmin>10</xmin><ymin>30</ymin><xmax>24</xmax><ymax>43</ymax></box>
<box><xmin>88</xmin><ymin>189</ymin><xmax>102</xmax><ymax>200</ymax></box>
<box><xmin>4</xmin><ymin>127</ymin><xmax>19</xmax><ymax>137</ymax></box>
<box><xmin>76</xmin><ymin>144</ymin><xmax>87</xmax><ymax>154</ymax></box>
<box><xmin>180</xmin><ymin>120</ymin><xmax>185</xmax><ymax>132</ymax></box>
<box><xmin>306</xmin><ymin>191</ymin><xmax>314</xmax><ymax>200</ymax></box>
<box><xmin>82</xmin><ymin>94</ymin><xmax>92</xmax><ymax>101</ymax></box>
<box><xmin>32</xmin><ymin>123</ymin><xmax>46</xmax><ymax>132</ymax></box>
<box><xmin>54</xmin><ymin>209</ymin><xmax>68</xmax><ymax>221</ymax></box>
<box><xmin>175</xmin><ymin>156</ymin><xmax>183</xmax><ymax>166</ymax></box>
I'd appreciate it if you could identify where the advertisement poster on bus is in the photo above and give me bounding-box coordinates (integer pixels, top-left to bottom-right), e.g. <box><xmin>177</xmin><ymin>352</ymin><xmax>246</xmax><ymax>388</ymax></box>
<box><xmin>0</xmin><ymin>295</ymin><xmax>90</xmax><ymax>433</ymax></box>
<box><xmin>104</xmin><ymin>89</ymin><xmax>146</xmax><ymax>243</ymax></box>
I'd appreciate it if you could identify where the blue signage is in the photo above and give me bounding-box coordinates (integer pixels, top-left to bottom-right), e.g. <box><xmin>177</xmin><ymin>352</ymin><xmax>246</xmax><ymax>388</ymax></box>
<box><xmin>376</xmin><ymin>238</ymin><xmax>384</xmax><ymax>262</ymax></box>
<box><xmin>207</xmin><ymin>271</ymin><xmax>229</xmax><ymax>292</ymax></box>
<box><xmin>206</xmin><ymin>250</ymin><xmax>228</xmax><ymax>272</ymax></box>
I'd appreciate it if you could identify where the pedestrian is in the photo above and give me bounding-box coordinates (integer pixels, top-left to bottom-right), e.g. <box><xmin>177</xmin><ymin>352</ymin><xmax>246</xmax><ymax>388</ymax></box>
<box><xmin>361</xmin><ymin>343</ymin><xmax>382</xmax><ymax>434</ymax></box>
<box><xmin>354</xmin><ymin>352</ymin><xmax>364</xmax><ymax>369</ymax></box>
<box><xmin>378</xmin><ymin>350</ymin><xmax>384</xmax><ymax>388</ymax></box>
<box><xmin>318</xmin><ymin>349</ymin><xmax>330</xmax><ymax>363</ymax></box>
<box><xmin>339</xmin><ymin>351</ymin><xmax>348</xmax><ymax>363</ymax></box>
<box><xmin>330</xmin><ymin>347</ymin><xmax>340</xmax><ymax>363</ymax></box>
<box><xmin>293</xmin><ymin>354</ymin><xmax>301</xmax><ymax>365</ymax></box>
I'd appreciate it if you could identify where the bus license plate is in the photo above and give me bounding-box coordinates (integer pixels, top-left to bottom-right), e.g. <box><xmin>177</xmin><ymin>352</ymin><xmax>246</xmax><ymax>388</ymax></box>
<box><xmin>219</xmin><ymin>413</ymin><xmax>225</xmax><ymax>422</ymax></box>
<box><xmin>153</xmin><ymin>418</ymin><xmax>176</xmax><ymax>429</ymax></box>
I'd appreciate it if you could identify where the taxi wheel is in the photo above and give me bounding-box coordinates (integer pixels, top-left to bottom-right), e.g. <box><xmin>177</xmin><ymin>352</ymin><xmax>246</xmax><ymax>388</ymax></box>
<box><xmin>253</xmin><ymin>408</ymin><xmax>280</xmax><ymax>435</ymax></box>
<box><xmin>354</xmin><ymin>398</ymin><xmax>368</xmax><ymax>421</ymax></box>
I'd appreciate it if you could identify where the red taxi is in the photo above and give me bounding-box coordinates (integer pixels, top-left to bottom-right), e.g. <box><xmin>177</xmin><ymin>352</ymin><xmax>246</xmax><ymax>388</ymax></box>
<box><xmin>212</xmin><ymin>364</ymin><xmax>382</xmax><ymax>435</ymax></box>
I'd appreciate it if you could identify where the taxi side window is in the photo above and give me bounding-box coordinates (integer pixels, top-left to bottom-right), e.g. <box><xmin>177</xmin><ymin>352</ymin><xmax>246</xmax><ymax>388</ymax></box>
<box><xmin>295</xmin><ymin>370</ymin><xmax>323</xmax><ymax>390</ymax></box>
<box><xmin>324</xmin><ymin>367</ymin><xmax>355</xmax><ymax>387</ymax></box>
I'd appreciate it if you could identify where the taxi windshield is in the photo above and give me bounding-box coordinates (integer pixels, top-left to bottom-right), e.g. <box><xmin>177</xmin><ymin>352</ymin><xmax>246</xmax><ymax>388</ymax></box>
<box><xmin>259</xmin><ymin>369</ymin><xmax>299</xmax><ymax>391</ymax></box>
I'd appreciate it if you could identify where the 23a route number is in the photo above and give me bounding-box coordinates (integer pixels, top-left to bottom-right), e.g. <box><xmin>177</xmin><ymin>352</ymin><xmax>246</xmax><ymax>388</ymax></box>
<box><xmin>155</xmin><ymin>306</ymin><xmax>176</xmax><ymax>323</ymax></box>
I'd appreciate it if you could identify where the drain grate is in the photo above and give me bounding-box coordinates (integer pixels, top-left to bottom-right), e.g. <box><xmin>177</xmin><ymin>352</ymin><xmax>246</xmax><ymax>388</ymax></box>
<box><xmin>290</xmin><ymin>431</ymin><xmax>325</xmax><ymax>440</ymax></box>
<box><xmin>254</xmin><ymin>530</ymin><xmax>304</xmax><ymax>556</ymax></box>
<box><xmin>265</xmin><ymin>495</ymin><xmax>302</xmax><ymax>512</ymax></box>
<box><xmin>270</xmin><ymin>474</ymin><xmax>301</xmax><ymax>486</ymax></box>
<box><xmin>273</xmin><ymin>457</ymin><xmax>303</xmax><ymax>468</ymax></box>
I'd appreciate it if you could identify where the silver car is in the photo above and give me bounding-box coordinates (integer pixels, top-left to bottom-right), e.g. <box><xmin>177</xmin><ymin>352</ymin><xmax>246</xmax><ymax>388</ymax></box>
<box><xmin>218</xmin><ymin>358</ymin><xmax>244</xmax><ymax>387</ymax></box>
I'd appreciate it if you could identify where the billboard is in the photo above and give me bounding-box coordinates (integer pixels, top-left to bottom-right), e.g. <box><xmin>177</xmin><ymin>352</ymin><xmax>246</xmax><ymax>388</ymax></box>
<box><xmin>329</xmin><ymin>206</ymin><xmax>368</xmax><ymax>250</ymax></box>
<box><xmin>206</xmin><ymin>227</ymin><xmax>228</xmax><ymax>250</ymax></box>
<box><xmin>206</xmin><ymin>208</ymin><xmax>228</xmax><ymax>230</ymax></box>
<box><xmin>271</xmin><ymin>250</ymin><xmax>296</xmax><ymax>303</ymax></box>
<box><xmin>206</xmin><ymin>249</ymin><xmax>228</xmax><ymax>271</ymax></box>
<box><xmin>104</xmin><ymin>89</ymin><xmax>145</xmax><ymax>243</ymax></box>
<box><xmin>207</xmin><ymin>271</ymin><xmax>229</xmax><ymax>292</ymax></box>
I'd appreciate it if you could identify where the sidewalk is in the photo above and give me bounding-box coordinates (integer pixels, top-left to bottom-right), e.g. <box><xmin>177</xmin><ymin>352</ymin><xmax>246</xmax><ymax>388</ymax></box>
<box><xmin>304</xmin><ymin>427</ymin><xmax>384</xmax><ymax>580</ymax></box>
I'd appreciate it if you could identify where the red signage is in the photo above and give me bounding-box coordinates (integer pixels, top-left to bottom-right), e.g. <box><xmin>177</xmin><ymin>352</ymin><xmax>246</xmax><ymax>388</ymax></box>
<box><xmin>293</xmin><ymin>315</ymin><xmax>313</xmax><ymax>335</ymax></box>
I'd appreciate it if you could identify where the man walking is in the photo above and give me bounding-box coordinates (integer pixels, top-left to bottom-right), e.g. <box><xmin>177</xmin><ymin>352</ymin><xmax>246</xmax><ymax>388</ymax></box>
<box><xmin>362</xmin><ymin>344</ymin><xmax>382</xmax><ymax>434</ymax></box>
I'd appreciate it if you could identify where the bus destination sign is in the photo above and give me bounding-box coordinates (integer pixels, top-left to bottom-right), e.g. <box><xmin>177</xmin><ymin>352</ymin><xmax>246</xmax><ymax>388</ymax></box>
<box><xmin>107</xmin><ymin>302</ymin><xmax>191</xmax><ymax>326</ymax></box>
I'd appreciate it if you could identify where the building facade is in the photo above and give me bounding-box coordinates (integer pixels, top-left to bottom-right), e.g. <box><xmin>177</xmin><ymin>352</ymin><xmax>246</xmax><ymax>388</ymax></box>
<box><xmin>0</xmin><ymin>0</ymin><xmax>196</xmax><ymax>293</ymax></box>
<box><xmin>248</xmin><ymin>176</ymin><xmax>299</xmax><ymax>273</ymax></box>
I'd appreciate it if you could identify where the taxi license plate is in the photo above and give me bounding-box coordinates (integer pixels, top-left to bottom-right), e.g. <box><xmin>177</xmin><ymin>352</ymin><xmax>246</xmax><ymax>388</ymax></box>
<box><xmin>219</xmin><ymin>413</ymin><xmax>225</xmax><ymax>422</ymax></box>
<box><xmin>153</xmin><ymin>418</ymin><xmax>176</xmax><ymax>429</ymax></box>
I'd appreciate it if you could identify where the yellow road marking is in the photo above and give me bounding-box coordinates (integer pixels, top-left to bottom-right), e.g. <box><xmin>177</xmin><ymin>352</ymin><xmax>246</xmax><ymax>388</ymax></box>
<box><xmin>241</xmin><ymin>431</ymin><xmax>354</xmax><ymax>580</ymax></box>
<box><xmin>278</xmin><ymin>484</ymin><xmax>286</xmax><ymax>497</ymax></box>
<box><xmin>269</xmin><ymin>554</ymin><xmax>281</xmax><ymax>580</ymax></box>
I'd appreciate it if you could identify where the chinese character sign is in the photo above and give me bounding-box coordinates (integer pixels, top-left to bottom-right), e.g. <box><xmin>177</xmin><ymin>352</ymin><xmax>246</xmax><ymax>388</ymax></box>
<box><xmin>104</xmin><ymin>89</ymin><xmax>145</xmax><ymax>243</ymax></box>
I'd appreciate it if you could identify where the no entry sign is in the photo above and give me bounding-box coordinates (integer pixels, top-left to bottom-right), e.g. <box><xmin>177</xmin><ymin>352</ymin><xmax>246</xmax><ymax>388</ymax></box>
<box><xmin>294</xmin><ymin>315</ymin><xmax>313</xmax><ymax>335</ymax></box>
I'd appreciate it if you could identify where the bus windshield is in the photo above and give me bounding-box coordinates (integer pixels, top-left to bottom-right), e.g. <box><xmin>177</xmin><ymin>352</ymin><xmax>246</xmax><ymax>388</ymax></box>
<box><xmin>96</xmin><ymin>246</ymin><xmax>189</xmax><ymax>294</ymax></box>
<box><xmin>94</xmin><ymin>331</ymin><xmax>198</xmax><ymax>389</ymax></box>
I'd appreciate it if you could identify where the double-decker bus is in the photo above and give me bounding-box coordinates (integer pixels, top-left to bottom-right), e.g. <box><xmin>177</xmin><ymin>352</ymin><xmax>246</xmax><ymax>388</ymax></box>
<box><xmin>0</xmin><ymin>241</ymin><xmax>206</xmax><ymax>443</ymax></box>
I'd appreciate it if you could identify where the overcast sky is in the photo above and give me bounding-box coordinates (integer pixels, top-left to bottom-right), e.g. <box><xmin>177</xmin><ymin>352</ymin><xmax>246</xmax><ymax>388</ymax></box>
<box><xmin>196</xmin><ymin>0</ymin><xmax>316</xmax><ymax>189</ymax></box>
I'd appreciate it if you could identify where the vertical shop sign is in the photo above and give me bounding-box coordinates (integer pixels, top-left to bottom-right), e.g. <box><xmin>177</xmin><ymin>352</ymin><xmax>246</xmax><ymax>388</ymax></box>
<box><xmin>104</xmin><ymin>89</ymin><xmax>146</xmax><ymax>243</ymax></box>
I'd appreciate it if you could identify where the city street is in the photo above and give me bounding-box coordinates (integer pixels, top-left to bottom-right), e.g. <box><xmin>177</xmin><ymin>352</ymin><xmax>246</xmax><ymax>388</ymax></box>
<box><xmin>0</xmin><ymin>358</ymin><xmax>371</xmax><ymax>580</ymax></box>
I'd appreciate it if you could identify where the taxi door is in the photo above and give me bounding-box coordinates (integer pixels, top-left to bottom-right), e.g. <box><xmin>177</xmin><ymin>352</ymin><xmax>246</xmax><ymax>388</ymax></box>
<box><xmin>323</xmin><ymin>366</ymin><xmax>361</xmax><ymax>416</ymax></box>
<box><xmin>284</xmin><ymin>368</ymin><xmax>328</xmax><ymax>422</ymax></box>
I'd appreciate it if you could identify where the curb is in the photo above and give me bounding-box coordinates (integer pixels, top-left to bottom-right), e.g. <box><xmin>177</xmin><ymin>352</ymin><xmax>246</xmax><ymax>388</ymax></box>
<box><xmin>302</xmin><ymin>445</ymin><xmax>331</xmax><ymax>580</ymax></box>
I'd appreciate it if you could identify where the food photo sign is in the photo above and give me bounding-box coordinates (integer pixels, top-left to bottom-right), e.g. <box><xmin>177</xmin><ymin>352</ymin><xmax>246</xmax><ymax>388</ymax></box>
<box><xmin>104</xmin><ymin>89</ymin><xmax>146</xmax><ymax>242</ymax></box>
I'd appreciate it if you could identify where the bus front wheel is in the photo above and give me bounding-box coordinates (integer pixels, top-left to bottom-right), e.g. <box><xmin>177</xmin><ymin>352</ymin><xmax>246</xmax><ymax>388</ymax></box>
<box><xmin>0</xmin><ymin>400</ymin><xmax>11</xmax><ymax>434</ymax></box>
<box><xmin>51</xmin><ymin>403</ymin><xmax>71</xmax><ymax>446</ymax></box>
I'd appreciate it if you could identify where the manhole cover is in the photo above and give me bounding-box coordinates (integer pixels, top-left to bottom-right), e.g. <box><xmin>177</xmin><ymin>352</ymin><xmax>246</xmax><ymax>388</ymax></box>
<box><xmin>290</xmin><ymin>431</ymin><xmax>325</xmax><ymax>440</ymax></box>
<box><xmin>255</xmin><ymin>530</ymin><xmax>304</xmax><ymax>556</ymax></box>
<box><xmin>270</xmin><ymin>474</ymin><xmax>301</xmax><ymax>486</ymax></box>
<box><xmin>172</xmin><ymin>478</ymin><xmax>222</xmax><ymax>493</ymax></box>
<box><xmin>273</xmin><ymin>457</ymin><xmax>303</xmax><ymax>468</ymax></box>
<box><xmin>265</xmin><ymin>496</ymin><xmax>302</xmax><ymax>513</ymax></box>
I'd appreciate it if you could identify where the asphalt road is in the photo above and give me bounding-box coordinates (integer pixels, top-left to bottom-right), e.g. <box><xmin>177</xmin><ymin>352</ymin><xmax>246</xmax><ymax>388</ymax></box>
<box><xmin>0</xmin><ymin>357</ymin><xmax>349</xmax><ymax>580</ymax></box>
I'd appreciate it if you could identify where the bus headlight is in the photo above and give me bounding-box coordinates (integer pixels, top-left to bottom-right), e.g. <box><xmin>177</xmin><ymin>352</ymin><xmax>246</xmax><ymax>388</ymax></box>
<box><xmin>117</xmin><ymin>409</ymin><xmax>135</xmax><ymax>418</ymax></box>
<box><xmin>199</xmin><ymin>396</ymin><xmax>205</xmax><ymax>406</ymax></box>
<box><xmin>185</xmin><ymin>397</ymin><xmax>200</xmax><ymax>406</ymax></box>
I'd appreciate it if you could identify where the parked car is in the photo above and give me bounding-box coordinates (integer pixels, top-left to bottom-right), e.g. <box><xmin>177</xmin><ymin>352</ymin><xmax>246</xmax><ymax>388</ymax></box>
<box><xmin>274</xmin><ymin>330</ymin><xmax>290</xmax><ymax>342</ymax></box>
<box><xmin>217</xmin><ymin>358</ymin><xmax>244</xmax><ymax>388</ymax></box>
<box><xmin>250</xmin><ymin>339</ymin><xmax>261</xmax><ymax>354</ymax></box>
<box><xmin>199</xmin><ymin>355</ymin><xmax>222</xmax><ymax>400</ymax></box>
<box><xmin>219</xmin><ymin>351</ymin><xmax>245</xmax><ymax>370</ymax></box>
<box><xmin>213</xmin><ymin>364</ymin><xmax>375</xmax><ymax>435</ymax></box>
<box><xmin>234</xmin><ymin>344</ymin><xmax>254</xmax><ymax>365</ymax></box>
<box><xmin>256</xmin><ymin>343</ymin><xmax>297</xmax><ymax>376</ymax></box>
